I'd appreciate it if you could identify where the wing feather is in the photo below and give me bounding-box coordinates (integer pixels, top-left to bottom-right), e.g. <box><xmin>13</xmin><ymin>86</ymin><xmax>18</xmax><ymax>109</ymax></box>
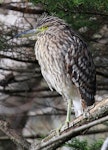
<box><xmin>64</xmin><ymin>30</ymin><xmax>96</xmax><ymax>106</ymax></box>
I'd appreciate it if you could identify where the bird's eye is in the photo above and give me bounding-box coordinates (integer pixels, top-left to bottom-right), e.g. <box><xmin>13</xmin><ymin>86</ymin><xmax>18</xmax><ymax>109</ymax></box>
<box><xmin>39</xmin><ymin>26</ymin><xmax>48</xmax><ymax>32</ymax></box>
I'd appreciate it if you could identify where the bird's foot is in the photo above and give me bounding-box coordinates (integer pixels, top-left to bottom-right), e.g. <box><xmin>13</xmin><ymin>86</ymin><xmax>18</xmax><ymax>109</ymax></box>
<box><xmin>54</xmin><ymin>122</ymin><xmax>71</xmax><ymax>135</ymax></box>
<box><xmin>50</xmin><ymin>119</ymin><xmax>75</xmax><ymax>137</ymax></box>
<box><xmin>83</xmin><ymin>109</ymin><xmax>90</xmax><ymax>119</ymax></box>
<box><xmin>83</xmin><ymin>104</ymin><xmax>95</xmax><ymax>120</ymax></box>
<box><xmin>55</xmin><ymin>122</ymin><xmax>70</xmax><ymax>135</ymax></box>
<box><xmin>49</xmin><ymin>123</ymin><xmax>63</xmax><ymax>136</ymax></box>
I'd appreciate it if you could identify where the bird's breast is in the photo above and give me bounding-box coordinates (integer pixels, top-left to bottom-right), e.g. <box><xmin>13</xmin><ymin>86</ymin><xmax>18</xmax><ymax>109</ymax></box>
<box><xmin>34</xmin><ymin>36</ymin><xmax>80</xmax><ymax>100</ymax></box>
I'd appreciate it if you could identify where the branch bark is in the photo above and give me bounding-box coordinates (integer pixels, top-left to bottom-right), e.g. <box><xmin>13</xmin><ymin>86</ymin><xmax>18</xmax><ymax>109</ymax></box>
<box><xmin>30</xmin><ymin>98</ymin><xmax>108</xmax><ymax>150</ymax></box>
<box><xmin>0</xmin><ymin>3</ymin><xmax>47</xmax><ymax>14</ymax></box>
<box><xmin>0</xmin><ymin>120</ymin><xmax>30</xmax><ymax>149</ymax></box>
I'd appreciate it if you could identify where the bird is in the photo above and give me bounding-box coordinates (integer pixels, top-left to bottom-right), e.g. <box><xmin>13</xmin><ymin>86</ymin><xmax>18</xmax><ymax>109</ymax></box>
<box><xmin>17</xmin><ymin>15</ymin><xmax>96</xmax><ymax>125</ymax></box>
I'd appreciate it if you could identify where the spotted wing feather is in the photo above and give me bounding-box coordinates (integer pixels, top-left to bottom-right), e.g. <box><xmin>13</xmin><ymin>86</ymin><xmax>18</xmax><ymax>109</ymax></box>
<box><xmin>64</xmin><ymin>31</ymin><xmax>96</xmax><ymax>106</ymax></box>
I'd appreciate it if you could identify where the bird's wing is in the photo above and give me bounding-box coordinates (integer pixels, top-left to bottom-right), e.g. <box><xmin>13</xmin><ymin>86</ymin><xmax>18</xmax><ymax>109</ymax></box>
<box><xmin>64</xmin><ymin>35</ymin><xmax>96</xmax><ymax>106</ymax></box>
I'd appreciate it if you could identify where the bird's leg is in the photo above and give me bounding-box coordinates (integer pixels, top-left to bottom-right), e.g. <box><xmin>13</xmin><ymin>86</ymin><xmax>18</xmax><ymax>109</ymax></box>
<box><xmin>51</xmin><ymin>99</ymin><xmax>72</xmax><ymax>135</ymax></box>
<box><xmin>55</xmin><ymin>99</ymin><xmax>72</xmax><ymax>134</ymax></box>
<box><xmin>65</xmin><ymin>99</ymin><xmax>72</xmax><ymax>127</ymax></box>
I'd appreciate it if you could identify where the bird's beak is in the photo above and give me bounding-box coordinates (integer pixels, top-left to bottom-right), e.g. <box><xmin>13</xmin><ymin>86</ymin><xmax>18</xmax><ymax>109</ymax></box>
<box><xmin>15</xmin><ymin>29</ymin><xmax>39</xmax><ymax>38</ymax></box>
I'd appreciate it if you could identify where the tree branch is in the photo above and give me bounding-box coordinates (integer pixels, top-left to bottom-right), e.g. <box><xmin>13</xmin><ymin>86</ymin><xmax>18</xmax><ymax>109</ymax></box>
<box><xmin>0</xmin><ymin>3</ymin><xmax>47</xmax><ymax>14</ymax></box>
<box><xmin>0</xmin><ymin>120</ymin><xmax>30</xmax><ymax>149</ymax></box>
<box><xmin>30</xmin><ymin>98</ymin><xmax>108</xmax><ymax>150</ymax></box>
<box><xmin>0</xmin><ymin>98</ymin><xmax>108</xmax><ymax>150</ymax></box>
<box><xmin>85</xmin><ymin>128</ymin><xmax>108</xmax><ymax>135</ymax></box>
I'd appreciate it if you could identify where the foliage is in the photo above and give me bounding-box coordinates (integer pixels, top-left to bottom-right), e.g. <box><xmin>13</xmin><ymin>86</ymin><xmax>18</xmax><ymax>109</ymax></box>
<box><xmin>30</xmin><ymin>0</ymin><xmax>108</xmax><ymax>41</ymax></box>
<box><xmin>65</xmin><ymin>138</ymin><xmax>103</xmax><ymax>150</ymax></box>
<box><xmin>31</xmin><ymin>0</ymin><xmax>108</xmax><ymax>14</ymax></box>
<box><xmin>89</xmin><ymin>140</ymin><xmax>103</xmax><ymax>150</ymax></box>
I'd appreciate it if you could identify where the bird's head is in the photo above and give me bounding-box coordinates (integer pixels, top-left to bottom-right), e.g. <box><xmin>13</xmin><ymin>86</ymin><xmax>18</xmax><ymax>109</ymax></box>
<box><xmin>15</xmin><ymin>16</ymin><xmax>66</xmax><ymax>38</ymax></box>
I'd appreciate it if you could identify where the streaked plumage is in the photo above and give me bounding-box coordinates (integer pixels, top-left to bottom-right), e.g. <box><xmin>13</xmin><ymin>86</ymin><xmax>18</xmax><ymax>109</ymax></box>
<box><xmin>18</xmin><ymin>15</ymin><xmax>96</xmax><ymax>121</ymax></box>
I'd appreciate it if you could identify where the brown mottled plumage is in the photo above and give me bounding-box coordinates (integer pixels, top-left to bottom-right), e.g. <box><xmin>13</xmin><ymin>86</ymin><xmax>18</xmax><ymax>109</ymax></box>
<box><xmin>18</xmin><ymin>15</ymin><xmax>96</xmax><ymax>121</ymax></box>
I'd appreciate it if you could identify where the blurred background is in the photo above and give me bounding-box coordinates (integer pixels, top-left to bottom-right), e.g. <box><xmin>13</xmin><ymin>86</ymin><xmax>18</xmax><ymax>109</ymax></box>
<box><xmin>0</xmin><ymin>0</ymin><xmax>108</xmax><ymax>149</ymax></box>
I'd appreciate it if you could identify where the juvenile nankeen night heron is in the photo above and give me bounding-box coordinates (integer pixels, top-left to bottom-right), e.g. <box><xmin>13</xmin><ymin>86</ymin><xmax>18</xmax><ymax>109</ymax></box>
<box><xmin>17</xmin><ymin>15</ymin><xmax>96</xmax><ymax>125</ymax></box>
